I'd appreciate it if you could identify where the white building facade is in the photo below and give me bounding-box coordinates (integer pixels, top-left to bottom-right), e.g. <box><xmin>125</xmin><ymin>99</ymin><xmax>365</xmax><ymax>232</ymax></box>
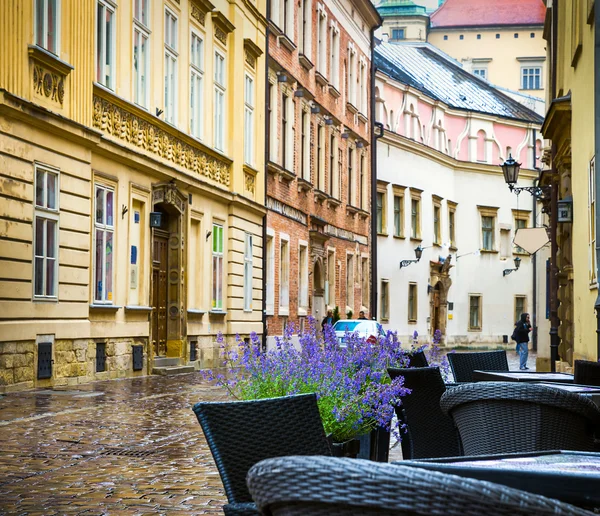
<box><xmin>374</xmin><ymin>43</ymin><xmax>545</xmax><ymax>347</ymax></box>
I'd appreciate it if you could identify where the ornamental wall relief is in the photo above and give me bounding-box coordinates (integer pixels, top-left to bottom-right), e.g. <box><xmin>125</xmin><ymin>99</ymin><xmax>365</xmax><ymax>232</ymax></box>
<box><xmin>92</xmin><ymin>95</ymin><xmax>230</xmax><ymax>187</ymax></box>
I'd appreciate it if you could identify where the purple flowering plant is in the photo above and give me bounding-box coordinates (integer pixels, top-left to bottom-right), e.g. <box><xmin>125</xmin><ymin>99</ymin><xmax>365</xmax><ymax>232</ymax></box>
<box><xmin>409</xmin><ymin>329</ymin><xmax>451</xmax><ymax>381</ymax></box>
<box><xmin>207</xmin><ymin>319</ymin><xmax>451</xmax><ymax>443</ymax></box>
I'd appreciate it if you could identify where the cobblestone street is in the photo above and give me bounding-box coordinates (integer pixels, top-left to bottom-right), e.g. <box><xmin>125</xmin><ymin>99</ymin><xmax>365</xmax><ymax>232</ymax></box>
<box><xmin>0</xmin><ymin>373</ymin><xmax>229</xmax><ymax>515</ymax></box>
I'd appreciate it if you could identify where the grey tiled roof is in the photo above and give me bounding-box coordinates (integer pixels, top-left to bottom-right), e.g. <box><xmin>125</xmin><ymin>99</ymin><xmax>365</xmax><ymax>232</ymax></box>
<box><xmin>375</xmin><ymin>42</ymin><xmax>543</xmax><ymax>124</ymax></box>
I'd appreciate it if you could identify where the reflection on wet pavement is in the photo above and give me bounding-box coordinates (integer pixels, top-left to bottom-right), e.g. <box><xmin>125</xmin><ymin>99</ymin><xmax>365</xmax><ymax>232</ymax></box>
<box><xmin>0</xmin><ymin>373</ymin><xmax>229</xmax><ymax>515</ymax></box>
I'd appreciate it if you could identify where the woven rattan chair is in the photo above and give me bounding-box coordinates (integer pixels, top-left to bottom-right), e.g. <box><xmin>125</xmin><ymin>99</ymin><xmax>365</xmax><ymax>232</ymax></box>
<box><xmin>440</xmin><ymin>382</ymin><xmax>600</xmax><ymax>455</ymax></box>
<box><xmin>388</xmin><ymin>367</ymin><xmax>461</xmax><ymax>459</ymax></box>
<box><xmin>574</xmin><ymin>360</ymin><xmax>600</xmax><ymax>386</ymax></box>
<box><xmin>406</xmin><ymin>350</ymin><xmax>429</xmax><ymax>368</ymax></box>
<box><xmin>247</xmin><ymin>455</ymin><xmax>593</xmax><ymax>515</ymax></box>
<box><xmin>447</xmin><ymin>350</ymin><xmax>508</xmax><ymax>383</ymax></box>
<box><xmin>192</xmin><ymin>394</ymin><xmax>331</xmax><ymax>516</ymax></box>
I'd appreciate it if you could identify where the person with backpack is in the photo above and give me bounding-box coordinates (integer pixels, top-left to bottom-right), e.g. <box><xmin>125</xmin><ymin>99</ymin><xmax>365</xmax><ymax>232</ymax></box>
<box><xmin>513</xmin><ymin>313</ymin><xmax>532</xmax><ymax>370</ymax></box>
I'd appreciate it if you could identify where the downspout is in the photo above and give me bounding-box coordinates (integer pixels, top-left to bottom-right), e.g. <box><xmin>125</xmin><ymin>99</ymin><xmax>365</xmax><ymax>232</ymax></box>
<box><xmin>532</xmin><ymin>129</ymin><xmax>538</xmax><ymax>352</ymax></box>
<box><xmin>594</xmin><ymin>0</ymin><xmax>600</xmax><ymax>360</ymax></box>
<box><xmin>262</xmin><ymin>4</ymin><xmax>270</xmax><ymax>352</ymax></box>
<box><xmin>370</xmin><ymin>27</ymin><xmax>378</xmax><ymax>319</ymax></box>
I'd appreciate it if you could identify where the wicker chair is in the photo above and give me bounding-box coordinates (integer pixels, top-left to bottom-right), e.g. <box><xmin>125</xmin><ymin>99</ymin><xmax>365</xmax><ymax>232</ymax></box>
<box><xmin>192</xmin><ymin>394</ymin><xmax>331</xmax><ymax>516</ymax></box>
<box><xmin>440</xmin><ymin>382</ymin><xmax>600</xmax><ymax>456</ymax></box>
<box><xmin>447</xmin><ymin>350</ymin><xmax>508</xmax><ymax>383</ymax></box>
<box><xmin>388</xmin><ymin>367</ymin><xmax>462</xmax><ymax>459</ymax></box>
<box><xmin>406</xmin><ymin>350</ymin><xmax>429</xmax><ymax>368</ymax></box>
<box><xmin>574</xmin><ymin>360</ymin><xmax>600</xmax><ymax>386</ymax></box>
<box><xmin>247</xmin><ymin>456</ymin><xmax>593</xmax><ymax>515</ymax></box>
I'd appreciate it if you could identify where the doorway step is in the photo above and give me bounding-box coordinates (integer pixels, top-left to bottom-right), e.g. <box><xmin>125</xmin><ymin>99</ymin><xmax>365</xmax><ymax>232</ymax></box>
<box><xmin>152</xmin><ymin>356</ymin><xmax>195</xmax><ymax>376</ymax></box>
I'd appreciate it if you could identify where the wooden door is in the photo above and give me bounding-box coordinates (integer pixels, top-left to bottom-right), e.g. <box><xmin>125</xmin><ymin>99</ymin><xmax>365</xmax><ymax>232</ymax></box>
<box><xmin>151</xmin><ymin>232</ymin><xmax>168</xmax><ymax>356</ymax></box>
<box><xmin>432</xmin><ymin>286</ymin><xmax>441</xmax><ymax>334</ymax></box>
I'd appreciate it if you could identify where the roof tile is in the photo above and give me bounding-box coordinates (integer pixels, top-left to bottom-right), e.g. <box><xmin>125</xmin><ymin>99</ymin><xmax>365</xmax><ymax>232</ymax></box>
<box><xmin>430</xmin><ymin>0</ymin><xmax>546</xmax><ymax>28</ymax></box>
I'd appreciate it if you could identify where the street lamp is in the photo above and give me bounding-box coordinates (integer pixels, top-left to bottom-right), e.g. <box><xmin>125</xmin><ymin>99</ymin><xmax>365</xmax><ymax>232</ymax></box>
<box><xmin>502</xmin><ymin>256</ymin><xmax>521</xmax><ymax>277</ymax></box>
<box><xmin>400</xmin><ymin>245</ymin><xmax>423</xmax><ymax>269</ymax></box>
<box><xmin>501</xmin><ymin>154</ymin><xmax>550</xmax><ymax>199</ymax></box>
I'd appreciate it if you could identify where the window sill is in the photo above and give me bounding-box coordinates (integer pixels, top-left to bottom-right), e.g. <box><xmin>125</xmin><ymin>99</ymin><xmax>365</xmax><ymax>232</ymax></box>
<box><xmin>513</xmin><ymin>251</ymin><xmax>530</xmax><ymax>256</ymax></box>
<box><xmin>267</xmin><ymin>160</ymin><xmax>295</xmax><ymax>182</ymax></box>
<box><xmin>266</xmin><ymin>309</ymin><xmax>274</xmax><ymax>316</ymax></box>
<box><xmin>277</xmin><ymin>33</ymin><xmax>297</xmax><ymax>52</ymax></box>
<box><xmin>381</xmin><ymin>317</ymin><xmax>389</xmax><ymax>322</ymax></box>
<box><xmin>187</xmin><ymin>309</ymin><xmax>207</xmax><ymax>315</ymax></box>
<box><xmin>298</xmin><ymin>308</ymin><xmax>308</xmax><ymax>317</ymax></box>
<box><xmin>357</xmin><ymin>112</ymin><xmax>368</xmax><ymax>124</ymax></box>
<box><xmin>327</xmin><ymin>196</ymin><xmax>341</xmax><ymax>209</ymax></box>
<box><xmin>393</xmin><ymin>235</ymin><xmax>406</xmax><ymax>240</ymax></box>
<box><xmin>468</xmin><ymin>328</ymin><xmax>482</xmax><ymax>332</ymax></box>
<box><xmin>328</xmin><ymin>85</ymin><xmax>341</xmax><ymax>98</ymax></box>
<box><xmin>90</xmin><ymin>304</ymin><xmax>121</xmax><ymax>311</ymax></box>
<box><xmin>346</xmin><ymin>204</ymin><xmax>360</xmax><ymax>216</ymax></box>
<box><xmin>480</xmin><ymin>249</ymin><xmax>498</xmax><ymax>254</ymax></box>
<box><xmin>357</xmin><ymin>209</ymin><xmax>370</xmax><ymax>219</ymax></box>
<box><xmin>408</xmin><ymin>320</ymin><xmax>417</xmax><ymax>324</ymax></box>
<box><xmin>297</xmin><ymin>177</ymin><xmax>313</xmax><ymax>193</ymax></box>
<box><xmin>125</xmin><ymin>305</ymin><xmax>153</xmax><ymax>312</ymax></box>
<box><xmin>299</xmin><ymin>54</ymin><xmax>314</xmax><ymax>70</ymax></box>
<box><xmin>346</xmin><ymin>102</ymin><xmax>358</xmax><ymax>114</ymax></box>
<box><xmin>433</xmin><ymin>243</ymin><xmax>442</xmax><ymax>248</ymax></box>
<box><xmin>314</xmin><ymin>189</ymin><xmax>328</xmax><ymax>203</ymax></box>
<box><xmin>209</xmin><ymin>310</ymin><xmax>227</xmax><ymax>316</ymax></box>
<box><xmin>410</xmin><ymin>237</ymin><xmax>423</xmax><ymax>243</ymax></box>
<box><xmin>449</xmin><ymin>245</ymin><xmax>458</xmax><ymax>252</ymax></box>
<box><xmin>33</xmin><ymin>297</ymin><xmax>58</xmax><ymax>303</ymax></box>
<box><xmin>377</xmin><ymin>231</ymin><xmax>388</xmax><ymax>237</ymax></box>
<box><xmin>279</xmin><ymin>307</ymin><xmax>290</xmax><ymax>316</ymax></box>
<box><xmin>28</xmin><ymin>45</ymin><xmax>74</xmax><ymax>76</ymax></box>
<box><xmin>315</xmin><ymin>71</ymin><xmax>328</xmax><ymax>87</ymax></box>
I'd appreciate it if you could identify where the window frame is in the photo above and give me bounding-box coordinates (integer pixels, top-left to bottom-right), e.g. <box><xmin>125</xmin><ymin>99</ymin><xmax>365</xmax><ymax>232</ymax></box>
<box><xmin>266</xmin><ymin>230</ymin><xmax>275</xmax><ymax>314</ymax></box>
<box><xmin>35</xmin><ymin>0</ymin><xmax>61</xmax><ymax>55</ymax></box>
<box><xmin>521</xmin><ymin>66</ymin><xmax>542</xmax><ymax>90</ymax></box>
<box><xmin>408</xmin><ymin>282</ymin><xmax>417</xmax><ymax>323</ymax></box>
<box><xmin>468</xmin><ymin>294</ymin><xmax>482</xmax><ymax>331</ymax></box>
<box><xmin>361</xmin><ymin>255</ymin><xmax>369</xmax><ymax>310</ymax></box>
<box><xmin>279</xmin><ymin>235</ymin><xmax>290</xmax><ymax>315</ymax></box>
<box><xmin>243</xmin><ymin>232</ymin><xmax>253</xmax><ymax>312</ymax></box>
<box><xmin>300</xmin><ymin>108</ymin><xmax>310</xmax><ymax>181</ymax></box>
<box><xmin>326</xmin><ymin>248</ymin><xmax>336</xmax><ymax>307</ymax></box>
<box><xmin>317</xmin><ymin>123</ymin><xmax>325</xmax><ymax>191</ymax></box>
<box><xmin>330</xmin><ymin>23</ymin><xmax>340</xmax><ymax>90</ymax></box>
<box><xmin>376</xmin><ymin>182</ymin><xmax>387</xmax><ymax>236</ymax></box>
<box><xmin>410</xmin><ymin>190</ymin><xmax>422</xmax><ymax>240</ymax></box>
<box><xmin>478</xmin><ymin>206</ymin><xmax>498</xmax><ymax>252</ymax></box>
<box><xmin>211</xmin><ymin>223</ymin><xmax>224</xmax><ymax>311</ymax></box>
<box><xmin>164</xmin><ymin>7</ymin><xmax>179</xmax><ymax>125</ymax></box>
<box><xmin>133</xmin><ymin>5</ymin><xmax>150</xmax><ymax>109</ymax></box>
<box><xmin>391</xmin><ymin>28</ymin><xmax>405</xmax><ymax>40</ymax></box>
<box><xmin>432</xmin><ymin>195</ymin><xmax>443</xmax><ymax>246</ymax></box>
<box><xmin>316</xmin><ymin>8</ymin><xmax>328</xmax><ymax>77</ymax></box>
<box><xmin>244</xmin><ymin>73</ymin><xmax>255</xmax><ymax>166</ymax></box>
<box><xmin>380</xmin><ymin>279</ymin><xmax>389</xmax><ymax>321</ymax></box>
<box><xmin>346</xmin><ymin>252</ymin><xmax>354</xmax><ymax>310</ymax></box>
<box><xmin>513</xmin><ymin>210</ymin><xmax>530</xmax><ymax>254</ymax></box>
<box><xmin>96</xmin><ymin>0</ymin><xmax>116</xmax><ymax>90</ymax></box>
<box><xmin>213</xmin><ymin>50</ymin><xmax>227</xmax><ymax>152</ymax></box>
<box><xmin>93</xmin><ymin>182</ymin><xmax>116</xmax><ymax>305</ymax></box>
<box><xmin>190</xmin><ymin>30</ymin><xmax>205</xmax><ymax>140</ymax></box>
<box><xmin>347</xmin><ymin>146</ymin><xmax>354</xmax><ymax>206</ymax></box>
<box><xmin>359</xmin><ymin>153</ymin><xmax>366</xmax><ymax>211</ymax></box>
<box><xmin>298</xmin><ymin>241</ymin><xmax>309</xmax><ymax>314</ymax></box>
<box><xmin>472</xmin><ymin>67</ymin><xmax>487</xmax><ymax>80</ymax></box>
<box><xmin>392</xmin><ymin>186</ymin><xmax>405</xmax><ymax>238</ymax></box>
<box><xmin>448</xmin><ymin>201</ymin><xmax>457</xmax><ymax>249</ymax></box>
<box><xmin>33</xmin><ymin>164</ymin><xmax>60</xmax><ymax>301</ymax></box>
<box><xmin>514</xmin><ymin>295</ymin><xmax>527</xmax><ymax>325</ymax></box>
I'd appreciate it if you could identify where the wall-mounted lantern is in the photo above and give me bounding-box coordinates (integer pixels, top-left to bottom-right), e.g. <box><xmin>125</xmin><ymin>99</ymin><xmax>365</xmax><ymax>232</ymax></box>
<box><xmin>502</xmin><ymin>256</ymin><xmax>521</xmax><ymax>277</ymax></box>
<box><xmin>400</xmin><ymin>245</ymin><xmax>423</xmax><ymax>269</ymax></box>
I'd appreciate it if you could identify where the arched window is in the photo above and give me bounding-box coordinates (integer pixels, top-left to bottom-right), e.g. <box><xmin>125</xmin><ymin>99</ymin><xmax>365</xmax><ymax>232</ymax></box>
<box><xmin>477</xmin><ymin>130</ymin><xmax>487</xmax><ymax>162</ymax></box>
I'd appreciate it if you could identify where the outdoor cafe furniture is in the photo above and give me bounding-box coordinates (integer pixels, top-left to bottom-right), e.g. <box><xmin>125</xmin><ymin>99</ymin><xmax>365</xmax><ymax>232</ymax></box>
<box><xmin>192</xmin><ymin>393</ymin><xmax>331</xmax><ymax>516</ymax></box>
<box><xmin>388</xmin><ymin>366</ymin><xmax>462</xmax><ymax>459</ymax></box>
<box><xmin>472</xmin><ymin>370</ymin><xmax>574</xmax><ymax>383</ymax></box>
<box><xmin>400</xmin><ymin>450</ymin><xmax>600</xmax><ymax>511</ymax></box>
<box><xmin>440</xmin><ymin>382</ymin><xmax>600</xmax><ymax>456</ymax></box>
<box><xmin>246</xmin><ymin>455</ymin><xmax>594</xmax><ymax>515</ymax></box>
<box><xmin>447</xmin><ymin>350</ymin><xmax>509</xmax><ymax>383</ymax></box>
<box><xmin>406</xmin><ymin>349</ymin><xmax>429</xmax><ymax>368</ymax></box>
<box><xmin>574</xmin><ymin>360</ymin><xmax>600</xmax><ymax>387</ymax></box>
<box><xmin>535</xmin><ymin>382</ymin><xmax>600</xmax><ymax>407</ymax></box>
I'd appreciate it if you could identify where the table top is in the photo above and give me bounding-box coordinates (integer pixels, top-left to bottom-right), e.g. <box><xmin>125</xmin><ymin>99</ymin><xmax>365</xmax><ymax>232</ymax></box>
<box><xmin>472</xmin><ymin>370</ymin><xmax>575</xmax><ymax>383</ymax></box>
<box><xmin>401</xmin><ymin>451</ymin><xmax>600</xmax><ymax>509</ymax></box>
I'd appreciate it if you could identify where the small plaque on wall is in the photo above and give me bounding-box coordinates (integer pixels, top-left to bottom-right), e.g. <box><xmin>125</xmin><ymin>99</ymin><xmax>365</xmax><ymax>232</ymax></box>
<box><xmin>150</xmin><ymin>212</ymin><xmax>162</xmax><ymax>227</ymax></box>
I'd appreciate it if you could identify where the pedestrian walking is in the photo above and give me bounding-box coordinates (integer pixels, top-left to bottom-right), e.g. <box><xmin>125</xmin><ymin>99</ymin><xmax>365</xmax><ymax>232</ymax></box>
<box><xmin>358</xmin><ymin>311</ymin><xmax>367</xmax><ymax>320</ymax></box>
<box><xmin>321</xmin><ymin>309</ymin><xmax>334</xmax><ymax>330</ymax></box>
<box><xmin>514</xmin><ymin>313</ymin><xmax>532</xmax><ymax>370</ymax></box>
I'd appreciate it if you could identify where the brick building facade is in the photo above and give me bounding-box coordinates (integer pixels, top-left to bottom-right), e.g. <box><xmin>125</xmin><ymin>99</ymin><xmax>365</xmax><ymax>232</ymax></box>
<box><xmin>265</xmin><ymin>0</ymin><xmax>381</xmax><ymax>341</ymax></box>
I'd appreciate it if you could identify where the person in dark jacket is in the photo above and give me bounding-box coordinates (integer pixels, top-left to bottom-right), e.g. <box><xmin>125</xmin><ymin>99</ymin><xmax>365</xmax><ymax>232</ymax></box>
<box><xmin>321</xmin><ymin>310</ymin><xmax>334</xmax><ymax>330</ymax></box>
<box><xmin>514</xmin><ymin>312</ymin><xmax>532</xmax><ymax>370</ymax></box>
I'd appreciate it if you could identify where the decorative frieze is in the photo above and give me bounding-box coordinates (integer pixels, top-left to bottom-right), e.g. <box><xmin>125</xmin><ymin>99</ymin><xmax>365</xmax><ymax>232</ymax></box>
<box><xmin>245</xmin><ymin>50</ymin><xmax>256</xmax><ymax>69</ymax></box>
<box><xmin>33</xmin><ymin>65</ymin><xmax>65</xmax><ymax>105</ymax></box>
<box><xmin>215</xmin><ymin>27</ymin><xmax>228</xmax><ymax>45</ymax></box>
<box><xmin>244</xmin><ymin>171</ymin><xmax>256</xmax><ymax>197</ymax></box>
<box><xmin>190</xmin><ymin>0</ymin><xmax>215</xmax><ymax>26</ymax></box>
<box><xmin>191</xmin><ymin>5</ymin><xmax>206</xmax><ymax>25</ymax></box>
<box><xmin>212</xmin><ymin>11</ymin><xmax>235</xmax><ymax>46</ymax></box>
<box><xmin>92</xmin><ymin>95</ymin><xmax>230</xmax><ymax>187</ymax></box>
<box><xmin>244</xmin><ymin>38</ymin><xmax>263</xmax><ymax>70</ymax></box>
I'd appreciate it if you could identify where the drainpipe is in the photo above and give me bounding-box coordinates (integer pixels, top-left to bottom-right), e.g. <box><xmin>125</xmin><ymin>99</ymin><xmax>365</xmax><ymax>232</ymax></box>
<box><xmin>370</xmin><ymin>27</ymin><xmax>382</xmax><ymax>319</ymax></box>
<box><xmin>594</xmin><ymin>0</ymin><xmax>600</xmax><ymax>360</ymax></box>
<box><xmin>532</xmin><ymin>129</ymin><xmax>538</xmax><ymax>352</ymax></box>
<box><xmin>262</xmin><ymin>6</ymin><xmax>270</xmax><ymax>352</ymax></box>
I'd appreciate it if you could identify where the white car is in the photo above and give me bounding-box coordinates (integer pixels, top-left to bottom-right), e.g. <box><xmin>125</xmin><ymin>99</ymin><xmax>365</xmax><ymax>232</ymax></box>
<box><xmin>332</xmin><ymin>319</ymin><xmax>385</xmax><ymax>346</ymax></box>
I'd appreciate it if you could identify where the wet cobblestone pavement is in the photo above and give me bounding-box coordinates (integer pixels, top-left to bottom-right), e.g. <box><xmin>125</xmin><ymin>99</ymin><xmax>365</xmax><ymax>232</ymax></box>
<box><xmin>0</xmin><ymin>373</ymin><xmax>229</xmax><ymax>515</ymax></box>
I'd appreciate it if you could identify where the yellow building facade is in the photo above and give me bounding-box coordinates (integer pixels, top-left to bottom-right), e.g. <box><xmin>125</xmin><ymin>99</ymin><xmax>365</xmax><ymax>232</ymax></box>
<box><xmin>0</xmin><ymin>0</ymin><xmax>266</xmax><ymax>392</ymax></box>
<box><xmin>541</xmin><ymin>0</ymin><xmax>597</xmax><ymax>365</ymax></box>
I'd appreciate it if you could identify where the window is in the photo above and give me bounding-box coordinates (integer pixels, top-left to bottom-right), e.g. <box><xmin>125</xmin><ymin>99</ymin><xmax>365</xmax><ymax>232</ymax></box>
<box><xmin>34</xmin><ymin>166</ymin><xmax>59</xmax><ymax>299</ymax></box>
<box><xmin>514</xmin><ymin>33</ymin><xmax>519</xmax><ymax>38</ymax></box>
<box><xmin>94</xmin><ymin>184</ymin><xmax>115</xmax><ymax>303</ymax></box>
<box><xmin>522</xmin><ymin>67</ymin><xmax>542</xmax><ymax>90</ymax></box>
<box><xmin>244</xmin><ymin>75</ymin><xmax>254</xmax><ymax>165</ymax></box>
<box><xmin>282</xmin><ymin>0</ymin><xmax>293</xmax><ymax>37</ymax></box>
<box><xmin>477</xmin><ymin>34</ymin><xmax>481</xmax><ymax>40</ymax></box>
<box><xmin>317</xmin><ymin>125</ymin><xmax>325</xmax><ymax>190</ymax></box>
<box><xmin>346</xmin><ymin>254</ymin><xmax>354</xmax><ymax>308</ymax></box>
<box><xmin>590</xmin><ymin>157</ymin><xmax>597</xmax><ymax>286</ymax></box>
<box><xmin>469</xmin><ymin>295</ymin><xmax>482</xmax><ymax>330</ymax></box>
<box><xmin>433</xmin><ymin>204</ymin><xmax>441</xmax><ymax>245</ymax></box>
<box><xmin>96</xmin><ymin>0</ymin><xmax>115</xmax><ymax>89</ymax></box>
<box><xmin>242</xmin><ymin>233</ymin><xmax>253</xmax><ymax>311</ymax></box>
<box><xmin>347</xmin><ymin>148</ymin><xmax>354</xmax><ymax>205</ymax></box>
<box><xmin>330</xmin><ymin>26</ymin><xmax>340</xmax><ymax>90</ymax></box>
<box><xmin>188</xmin><ymin>217</ymin><xmax>202</xmax><ymax>309</ymax></box>
<box><xmin>317</xmin><ymin>9</ymin><xmax>327</xmax><ymax>76</ymax></box>
<box><xmin>443</xmin><ymin>35</ymin><xmax>448</xmax><ymax>40</ymax></box>
<box><xmin>408</xmin><ymin>283</ymin><xmax>417</xmax><ymax>322</ymax></box>
<box><xmin>35</xmin><ymin>0</ymin><xmax>59</xmax><ymax>54</ymax></box>
<box><xmin>164</xmin><ymin>9</ymin><xmax>178</xmax><ymax>124</ymax></box>
<box><xmin>391</xmin><ymin>28</ymin><xmax>405</xmax><ymax>40</ymax></box>
<box><xmin>279</xmin><ymin>237</ymin><xmax>290</xmax><ymax>313</ymax></box>
<box><xmin>481</xmin><ymin>216</ymin><xmax>494</xmax><ymax>251</ymax></box>
<box><xmin>514</xmin><ymin>212</ymin><xmax>528</xmax><ymax>253</ymax></box>
<box><xmin>448</xmin><ymin>203</ymin><xmax>456</xmax><ymax>248</ymax></box>
<box><xmin>268</xmin><ymin>82</ymin><xmax>276</xmax><ymax>161</ymax></box>
<box><xmin>376</xmin><ymin>191</ymin><xmax>385</xmax><ymax>234</ymax></box>
<box><xmin>359</xmin><ymin>154</ymin><xmax>366</xmax><ymax>210</ymax></box>
<box><xmin>359</xmin><ymin>60</ymin><xmax>367</xmax><ymax>114</ymax></box>
<box><xmin>266</xmin><ymin>232</ymin><xmax>275</xmax><ymax>314</ymax></box>
<box><xmin>361</xmin><ymin>257</ymin><xmax>369</xmax><ymax>308</ymax></box>
<box><xmin>212</xmin><ymin>223</ymin><xmax>224</xmax><ymax>310</ymax></box>
<box><xmin>281</xmin><ymin>93</ymin><xmax>289</xmax><ymax>169</ymax></box>
<box><xmin>300</xmin><ymin>111</ymin><xmax>310</xmax><ymax>180</ymax></box>
<box><xmin>393</xmin><ymin>194</ymin><xmax>404</xmax><ymax>237</ymax></box>
<box><xmin>327</xmin><ymin>249</ymin><xmax>335</xmax><ymax>306</ymax></box>
<box><xmin>459</xmin><ymin>34</ymin><xmax>464</xmax><ymax>40</ymax></box>
<box><xmin>328</xmin><ymin>134</ymin><xmax>335</xmax><ymax>196</ymax></box>
<box><xmin>411</xmin><ymin>196</ymin><xmax>421</xmax><ymax>239</ymax></box>
<box><xmin>348</xmin><ymin>48</ymin><xmax>356</xmax><ymax>106</ymax></box>
<box><xmin>380</xmin><ymin>280</ymin><xmax>389</xmax><ymax>320</ymax></box>
<box><xmin>473</xmin><ymin>68</ymin><xmax>487</xmax><ymax>80</ymax></box>
<box><xmin>531</xmin><ymin>32</ymin><xmax>535</xmax><ymax>38</ymax></box>
<box><xmin>299</xmin><ymin>0</ymin><xmax>312</xmax><ymax>58</ymax></box>
<box><xmin>190</xmin><ymin>32</ymin><xmax>204</xmax><ymax>139</ymax></box>
<box><xmin>133</xmin><ymin>0</ymin><xmax>150</xmax><ymax>108</ymax></box>
<box><xmin>214</xmin><ymin>52</ymin><xmax>226</xmax><ymax>151</ymax></box>
<box><xmin>500</xmin><ymin>228</ymin><xmax>511</xmax><ymax>259</ymax></box>
<box><xmin>299</xmin><ymin>243</ymin><xmax>309</xmax><ymax>312</ymax></box>
<box><xmin>515</xmin><ymin>296</ymin><xmax>526</xmax><ymax>325</ymax></box>
<box><xmin>496</xmin><ymin>34</ymin><xmax>500</xmax><ymax>39</ymax></box>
